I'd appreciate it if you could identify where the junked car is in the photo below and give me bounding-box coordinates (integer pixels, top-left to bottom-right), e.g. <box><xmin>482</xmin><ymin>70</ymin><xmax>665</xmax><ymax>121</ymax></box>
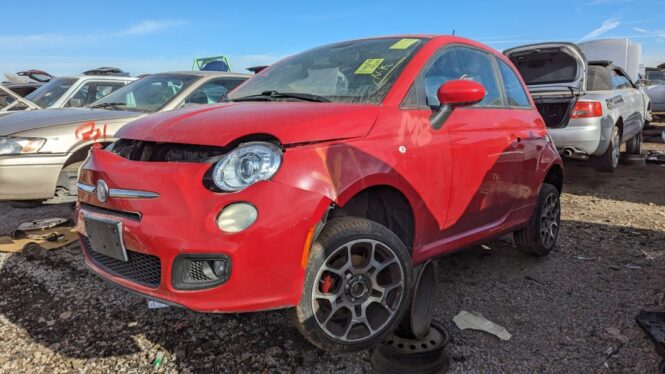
<box><xmin>1</xmin><ymin>70</ymin><xmax>54</xmax><ymax>98</ymax></box>
<box><xmin>0</xmin><ymin>68</ymin><xmax>135</xmax><ymax>113</ymax></box>
<box><xmin>0</xmin><ymin>71</ymin><xmax>249</xmax><ymax>204</ymax></box>
<box><xmin>505</xmin><ymin>43</ymin><xmax>648</xmax><ymax>171</ymax></box>
<box><xmin>76</xmin><ymin>35</ymin><xmax>563</xmax><ymax>352</ymax></box>
<box><xmin>645</xmin><ymin>68</ymin><xmax>665</xmax><ymax>118</ymax></box>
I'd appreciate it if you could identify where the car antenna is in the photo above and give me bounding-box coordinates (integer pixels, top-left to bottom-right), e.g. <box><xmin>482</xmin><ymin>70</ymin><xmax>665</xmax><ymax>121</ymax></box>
<box><xmin>452</xmin><ymin>29</ymin><xmax>455</xmax><ymax>36</ymax></box>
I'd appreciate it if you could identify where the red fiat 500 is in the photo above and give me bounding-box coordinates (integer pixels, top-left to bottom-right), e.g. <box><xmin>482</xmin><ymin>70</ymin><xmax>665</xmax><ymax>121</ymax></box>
<box><xmin>77</xmin><ymin>35</ymin><xmax>563</xmax><ymax>352</ymax></box>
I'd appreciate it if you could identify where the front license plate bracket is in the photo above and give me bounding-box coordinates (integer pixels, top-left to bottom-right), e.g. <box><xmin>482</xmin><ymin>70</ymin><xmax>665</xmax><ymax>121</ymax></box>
<box><xmin>84</xmin><ymin>216</ymin><xmax>128</xmax><ymax>262</ymax></box>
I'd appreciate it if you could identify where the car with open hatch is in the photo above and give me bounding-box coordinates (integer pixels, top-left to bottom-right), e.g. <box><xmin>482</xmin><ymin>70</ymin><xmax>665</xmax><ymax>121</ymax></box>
<box><xmin>76</xmin><ymin>35</ymin><xmax>564</xmax><ymax>353</ymax></box>
<box><xmin>0</xmin><ymin>71</ymin><xmax>248</xmax><ymax>205</ymax></box>
<box><xmin>504</xmin><ymin>42</ymin><xmax>649</xmax><ymax>171</ymax></box>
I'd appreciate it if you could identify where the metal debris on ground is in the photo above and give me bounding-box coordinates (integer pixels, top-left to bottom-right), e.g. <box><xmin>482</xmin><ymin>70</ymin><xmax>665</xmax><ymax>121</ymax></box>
<box><xmin>452</xmin><ymin>310</ymin><xmax>512</xmax><ymax>341</ymax></box>
<box><xmin>0</xmin><ymin>218</ymin><xmax>76</xmax><ymax>253</ymax></box>
<box><xmin>16</xmin><ymin>218</ymin><xmax>68</xmax><ymax>231</ymax></box>
<box><xmin>646</xmin><ymin>151</ymin><xmax>665</xmax><ymax>164</ymax></box>
<box><xmin>576</xmin><ymin>256</ymin><xmax>595</xmax><ymax>261</ymax></box>
<box><xmin>635</xmin><ymin>311</ymin><xmax>665</xmax><ymax>370</ymax></box>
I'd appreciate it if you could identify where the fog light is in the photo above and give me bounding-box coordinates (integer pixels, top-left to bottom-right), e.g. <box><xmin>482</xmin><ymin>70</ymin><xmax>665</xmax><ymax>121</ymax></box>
<box><xmin>216</xmin><ymin>202</ymin><xmax>257</xmax><ymax>233</ymax></box>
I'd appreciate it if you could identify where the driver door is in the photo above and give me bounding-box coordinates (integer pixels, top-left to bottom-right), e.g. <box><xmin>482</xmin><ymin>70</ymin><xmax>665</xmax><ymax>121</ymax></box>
<box><xmin>418</xmin><ymin>46</ymin><xmax>525</xmax><ymax>239</ymax></box>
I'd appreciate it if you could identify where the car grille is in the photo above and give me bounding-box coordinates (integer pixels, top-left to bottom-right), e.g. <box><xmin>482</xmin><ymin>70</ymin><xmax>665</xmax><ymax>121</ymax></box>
<box><xmin>109</xmin><ymin>139</ymin><xmax>227</xmax><ymax>162</ymax></box>
<box><xmin>81</xmin><ymin>236</ymin><xmax>161</xmax><ymax>288</ymax></box>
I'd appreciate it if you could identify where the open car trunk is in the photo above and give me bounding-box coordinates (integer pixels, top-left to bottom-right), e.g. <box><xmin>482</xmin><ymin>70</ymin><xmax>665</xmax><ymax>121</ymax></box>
<box><xmin>532</xmin><ymin>97</ymin><xmax>577</xmax><ymax>128</ymax></box>
<box><xmin>504</xmin><ymin>42</ymin><xmax>587</xmax><ymax>128</ymax></box>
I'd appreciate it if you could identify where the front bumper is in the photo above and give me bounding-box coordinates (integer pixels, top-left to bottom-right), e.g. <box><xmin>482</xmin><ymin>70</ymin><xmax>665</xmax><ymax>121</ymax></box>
<box><xmin>77</xmin><ymin>148</ymin><xmax>331</xmax><ymax>313</ymax></box>
<box><xmin>549</xmin><ymin>116</ymin><xmax>614</xmax><ymax>156</ymax></box>
<box><xmin>0</xmin><ymin>154</ymin><xmax>67</xmax><ymax>200</ymax></box>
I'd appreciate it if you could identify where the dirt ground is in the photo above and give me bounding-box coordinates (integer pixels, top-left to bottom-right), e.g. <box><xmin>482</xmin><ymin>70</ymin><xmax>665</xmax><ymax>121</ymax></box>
<box><xmin>0</xmin><ymin>123</ymin><xmax>664</xmax><ymax>373</ymax></box>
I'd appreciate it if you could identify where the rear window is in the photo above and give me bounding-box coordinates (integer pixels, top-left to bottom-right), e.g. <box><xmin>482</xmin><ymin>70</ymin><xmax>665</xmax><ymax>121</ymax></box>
<box><xmin>508</xmin><ymin>47</ymin><xmax>579</xmax><ymax>85</ymax></box>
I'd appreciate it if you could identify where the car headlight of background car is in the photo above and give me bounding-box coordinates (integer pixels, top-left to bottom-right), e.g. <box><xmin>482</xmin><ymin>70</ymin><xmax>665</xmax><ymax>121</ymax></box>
<box><xmin>211</xmin><ymin>142</ymin><xmax>282</xmax><ymax>192</ymax></box>
<box><xmin>0</xmin><ymin>137</ymin><xmax>46</xmax><ymax>155</ymax></box>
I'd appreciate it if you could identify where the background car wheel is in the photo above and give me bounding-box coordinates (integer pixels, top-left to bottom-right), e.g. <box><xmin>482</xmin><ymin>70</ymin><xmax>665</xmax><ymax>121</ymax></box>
<box><xmin>514</xmin><ymin>183</ymin><xmax>560</xmax><ymax>257</ymax></box>
<box><xmin>625</xmin><ymin>131</ymin><xmax>642</xmax><ymax>155</ymax></box>
<box><xmin>620</xmin><ymin>153</ymin><xmax>646</xmax><ymax>166</ymax></box>
<box><xmin>292</xmin><ymin>217</ymin><xmax>414</xmax><ymax>353</ymax></box>
<box><xmin>593</xmin><ymin>126</ymin><xmax>621</xmax><ymax>172</ymax></box>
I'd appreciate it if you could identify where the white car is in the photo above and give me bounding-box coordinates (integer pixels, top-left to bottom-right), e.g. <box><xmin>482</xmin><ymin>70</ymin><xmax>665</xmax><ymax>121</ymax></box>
<box><xmin>0</xmin><ymin>70</ymin><xmax>136</xmax><ymax>113</ymax></box>
<box><xmin>0</xmin><ymin>71</ymin><xmax>249</xmax><ymax>204</ymax></box>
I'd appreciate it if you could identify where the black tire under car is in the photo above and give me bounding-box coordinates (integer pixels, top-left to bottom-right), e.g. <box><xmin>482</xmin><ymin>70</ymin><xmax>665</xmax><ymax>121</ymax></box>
<box><xmin>625</xmin><ymin>131</ymin><xmax>643</xmax><ymax>155</ymax></box>
<box><xmin>593</xmin><ymin>126</ymin><xmax>621</xmax><ymax>172</ymax></box>
<box><xmin>620</xmin><ymin>153</ymin><xmax>647</xmax><ymax>166</ymax></box>
<box><xmin>514</xmin><ymin>183</ymin><xmax>560</xmax><ymax>257</ymax></box>
<box><xmin>291</xmin><ymin>217</ymin><xmax>414</xmax><ymax>353</ymax></box>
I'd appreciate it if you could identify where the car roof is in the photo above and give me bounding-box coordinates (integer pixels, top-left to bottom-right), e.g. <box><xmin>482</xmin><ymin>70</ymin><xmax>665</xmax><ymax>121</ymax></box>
<box><xmin>154</xmin><ymin>71</ymin><xmax>251</xmax><ymax>78</ymax></box>
<box><xmin>56</xmin><ymin>75</ymin><xmax>137</xmax><ymax>80</ymax></box>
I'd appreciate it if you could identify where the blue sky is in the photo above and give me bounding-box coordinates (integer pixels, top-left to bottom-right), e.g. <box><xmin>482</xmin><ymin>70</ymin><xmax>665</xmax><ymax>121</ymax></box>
<box><xmin>1</xmin><ymin>0</ymin><xmax>664</xmax><ymax>77</ymax></box>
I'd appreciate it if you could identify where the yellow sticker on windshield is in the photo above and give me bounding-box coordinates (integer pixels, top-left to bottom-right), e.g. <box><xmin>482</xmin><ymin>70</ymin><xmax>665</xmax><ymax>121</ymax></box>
<box><xmin>355</xmin><ymin>58</ymin><xmax>384</xmax><ymax>74</ymax></box>
<box><xmin>390</xmin><ymin>38</ymin><xmax>419</xmax><ymax>49</ymax></box>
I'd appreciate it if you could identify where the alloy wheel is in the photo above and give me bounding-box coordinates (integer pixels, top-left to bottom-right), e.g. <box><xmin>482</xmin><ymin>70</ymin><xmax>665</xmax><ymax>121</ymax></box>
<box><xmin>311</xmin><ymin>239</ymin><xmax>405</xmax><ymax>342</ymax></box>
<box><xmin>539</xmin><ymin>192</ymin><xmax>560</xmax><ymax>249</ymax></box>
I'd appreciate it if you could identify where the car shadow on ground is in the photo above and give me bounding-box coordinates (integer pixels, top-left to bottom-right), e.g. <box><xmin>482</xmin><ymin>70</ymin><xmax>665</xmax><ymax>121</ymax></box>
<box><xmin>1</xmin><ymin>217</ymin><xmax>663</xmax><ymax>371</ymax></box>
<box><xmin>561</xmin><ymin>159</ymin><xmax>665</xmax><ymax>207</ymax></box>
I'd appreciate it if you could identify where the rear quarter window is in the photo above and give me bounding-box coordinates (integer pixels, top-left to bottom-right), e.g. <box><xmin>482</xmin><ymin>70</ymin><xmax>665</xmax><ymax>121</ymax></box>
<box><xmin>497</xmin><ymin>60</ymin><xmax>531</xmax><ymax>108</ymax></box>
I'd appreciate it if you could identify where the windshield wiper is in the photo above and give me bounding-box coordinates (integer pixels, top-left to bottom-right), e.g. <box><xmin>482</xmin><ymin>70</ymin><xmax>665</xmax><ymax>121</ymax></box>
<box><xmin>90</xmin><ymin>102</ymin><xmax>126</xmax><ymax>111</ymax></box>
<box><xmin>232</xmin><ymin>90</ymin><xmax>330</xmax><ymax>103</ymax></box>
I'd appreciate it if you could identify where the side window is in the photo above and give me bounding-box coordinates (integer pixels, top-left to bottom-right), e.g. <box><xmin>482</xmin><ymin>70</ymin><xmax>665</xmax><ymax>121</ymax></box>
<box><xmin>92</xmin><ymin>82</ymin><xmax>126</xmax><ymax>102</ymax></box>
<box><xmin>422</xmin><ymin>46</ymin><xmax>502</xmax><ymax>108</ymax></box>
<box><xmin>497</xmin><ymin>59</ymin><xmax>531</xmax><ymax>108</ymax></box>
<box><xmin>611</xmin><ymin>70</ymin><xmax>632</xmax><ymax>89</ymax></box>
<box><xmin>185</xmin><ymin>78</ymin><xmax>246</xmax><ymax>105</ymax></box>
<box><xmin>67</xmin><ymin>81</ymin><xmax>126</xmax><ymax>107</ymax></box>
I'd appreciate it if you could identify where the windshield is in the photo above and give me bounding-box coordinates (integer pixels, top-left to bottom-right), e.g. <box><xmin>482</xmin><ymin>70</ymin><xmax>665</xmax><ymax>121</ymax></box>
<box><xmin>229</xmin><ymin>37</ymin><xmax>427</xmax><ymax>104</ymax></box>
<box><xmin>24</xmin><ymin>77</ymin><xmax>77</xmax><ymax>108</ymax></box>
<box><xmin>91</xmin><ymin>74</ymin><xmax>199</xmax><ymax>113</ymax></box>
<box><xmin>646</xmin><ymin>71</ymin><xmax>665</xmax><ymax>84</ymax></box>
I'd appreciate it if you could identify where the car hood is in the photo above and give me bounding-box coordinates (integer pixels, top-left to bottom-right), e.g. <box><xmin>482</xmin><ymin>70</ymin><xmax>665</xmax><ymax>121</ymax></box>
<box><xmin>504</xmin><ymin>42</ymin><xmax>587</xmax><ymax>96</ymax></box>
<box><xmin>117</xmin><ymin>102</ymin><xmax>380</xmax><ymax>146</ymax></box>
<box><xmin>0</xmin><ymin>108</ymin><xmax>142</xmax><ymax>136</ymax></box>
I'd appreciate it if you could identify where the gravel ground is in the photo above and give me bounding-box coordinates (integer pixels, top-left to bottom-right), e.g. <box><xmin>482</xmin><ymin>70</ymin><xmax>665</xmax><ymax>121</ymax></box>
<box><xmin>0</xmin><ymin>123</ymin><xmax>664</xmax><ymax>373</ymax></box>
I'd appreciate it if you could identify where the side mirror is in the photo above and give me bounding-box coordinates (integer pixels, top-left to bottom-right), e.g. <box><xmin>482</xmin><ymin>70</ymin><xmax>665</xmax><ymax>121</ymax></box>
<box><xmin>430</xmin><ymin>80</ymin><xmax>486</xmax><ymax>130</ymax></box>
<box><xmin>68</xmin><ymin>98</ymin><xmax>84</xmax><ymax>108</ymax></box>
<box><xmin>637</xmin><ymin>79</ymin><xmax>651</xmax><ymax>88</ymax></box>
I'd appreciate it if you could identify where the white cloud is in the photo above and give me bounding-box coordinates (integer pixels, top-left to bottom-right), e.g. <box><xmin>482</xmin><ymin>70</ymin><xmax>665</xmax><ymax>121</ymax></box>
<box><xmin>116</xmin><ymin>20</ymin><xmax>185</xmax><ymax>36</ymax></box>
<box><xmin>580</xmin><ymin>18</ymin><xmax>621</xmax><ymax>40</ymax></box>
<box><xmin>0</xmin><ymin>19</ymin><xmax>185</xmax><ymax>47</ymax></box>
<box><xmin>629</xmin><ymin>27</ymin><xmax>665</xmax><ymax>43</ymax></box>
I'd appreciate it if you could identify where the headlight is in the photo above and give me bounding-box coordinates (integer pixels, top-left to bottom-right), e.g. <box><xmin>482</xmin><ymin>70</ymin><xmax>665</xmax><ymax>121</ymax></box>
<box><xmin>0</xmin><ymin>137</ymin><xmax>46</xmax><ymax>155</ymax></box>
<box><xmin>212</xmin><ymin>142</ymin><xmax>282</xmax><ymax>192</ymax></box>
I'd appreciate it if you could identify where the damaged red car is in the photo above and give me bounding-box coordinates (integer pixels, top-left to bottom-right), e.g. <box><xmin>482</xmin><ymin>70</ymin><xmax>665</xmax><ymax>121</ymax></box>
<box><xmin>76</xmin><ymin>35</ymin><xmax>563</xmax><ymax>352</ymax></box>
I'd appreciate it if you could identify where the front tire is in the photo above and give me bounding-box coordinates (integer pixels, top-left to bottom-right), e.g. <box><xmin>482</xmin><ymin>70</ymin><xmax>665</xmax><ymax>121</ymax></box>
<box><xmin>292</xmin><ymin>217</ymin><xmax>414</xmax><ymax>353</ymax></box>
<box><xmin>593</xmin><ymin>126</ymin><xmax>621</xmax><ymax>172</ymax></box>
<box><xmin>514</xmin><ymin>183</ymin><xmax>561</xmax><ymax>257</ymax></box>
<box><xmin>625</xmin><ymin>131</ymin><xmax>642</xmax><ymax>155</ymax></box>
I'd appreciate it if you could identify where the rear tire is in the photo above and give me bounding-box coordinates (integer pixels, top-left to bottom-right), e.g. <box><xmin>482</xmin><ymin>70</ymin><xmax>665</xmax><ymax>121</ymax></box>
<box><xmin>625</xmin><ymin>131</ymin><xmax>642</xmax><ymax>155</ymax></box>
<box><xmin>292</xmin><ymin>217</ymin><xmax>414</xmax><ymax>353</ymax></box>
<box><xmin>593</xmin><ymin>126</ymin><xmax>621</xmax><ymax>172</ymax></box>
<box><xmin>514</xmin><ymin>183</ymin><xmax>560</xmax><ymax>257</ymax></box>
